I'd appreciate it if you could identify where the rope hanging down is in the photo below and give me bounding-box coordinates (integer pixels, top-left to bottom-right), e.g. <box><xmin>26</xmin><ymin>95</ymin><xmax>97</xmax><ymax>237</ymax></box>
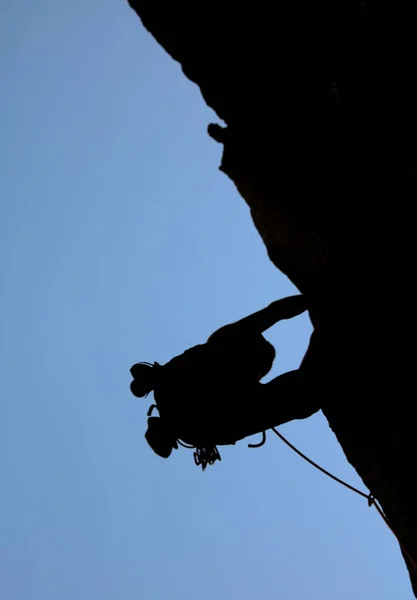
<box><xmin>267</xmin><ymin>427</ymin><xmax>417</xmax><ymax>572</ymax></box>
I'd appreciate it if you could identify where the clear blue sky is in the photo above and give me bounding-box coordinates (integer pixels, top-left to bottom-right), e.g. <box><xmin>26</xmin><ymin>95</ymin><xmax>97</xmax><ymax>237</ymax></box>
<box><xmin>0</xmin><ymin>2</ymin><xmax>412</xmax><ymax>599</ymax></box>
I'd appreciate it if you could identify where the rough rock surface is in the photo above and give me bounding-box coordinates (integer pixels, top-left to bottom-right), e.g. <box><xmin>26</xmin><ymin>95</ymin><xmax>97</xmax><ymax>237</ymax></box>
<box><xmin>127</xmin><ymin>1</ymin><xmax>417</xmax><ymax>593</ymax></box>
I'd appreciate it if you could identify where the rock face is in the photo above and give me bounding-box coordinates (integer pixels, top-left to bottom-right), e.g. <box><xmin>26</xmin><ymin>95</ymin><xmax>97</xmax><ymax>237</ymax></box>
<box><xmin>127</xmin><ymin>1</ymin><xmax>417</xmax><ymax>593</ymax></box>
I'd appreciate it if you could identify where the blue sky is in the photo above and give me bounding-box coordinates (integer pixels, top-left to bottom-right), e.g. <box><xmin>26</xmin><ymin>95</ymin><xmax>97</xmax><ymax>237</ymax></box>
<box><xmin>0</xmin><ymin>2</ymin><xmax>412</xmax><ymax>599</ymax></box>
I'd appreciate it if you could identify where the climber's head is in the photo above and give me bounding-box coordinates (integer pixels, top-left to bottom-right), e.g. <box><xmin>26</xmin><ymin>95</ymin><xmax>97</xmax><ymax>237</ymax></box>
<box><xmin>130</xmin><ymin>362</ymin><xmax>160</xmax><ymax>398</ymax></box>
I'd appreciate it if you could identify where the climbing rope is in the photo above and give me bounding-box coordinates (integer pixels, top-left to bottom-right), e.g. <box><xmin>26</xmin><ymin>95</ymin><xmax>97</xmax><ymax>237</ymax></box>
<box><xmin>271</xmin><ymin>427</ymin><xmax>372</xmax><ymax>499</ymax></box>
<box><xmin>146</xmin><ymin>398</ymin><xmax>416</xmax><ymax>568</ymax></box>
<box><xmin>266</xmin><ymin>427</ymin><xmax>417</xmax><ymax>571</ymax></box>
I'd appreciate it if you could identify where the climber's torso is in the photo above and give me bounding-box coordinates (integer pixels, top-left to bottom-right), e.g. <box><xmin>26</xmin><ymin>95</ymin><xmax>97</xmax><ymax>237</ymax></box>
<box><xmin>153</xmin><ymin>331</ymin><xmax>276</xmax><ymax>445</ymax></box>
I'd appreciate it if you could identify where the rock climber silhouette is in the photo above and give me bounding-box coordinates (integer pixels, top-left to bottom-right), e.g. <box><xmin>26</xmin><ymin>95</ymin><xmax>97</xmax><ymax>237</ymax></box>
<box><xmin>130</xmin><ymin>295</ymin><xmax>320</xmax><ymax>468</ymax></box>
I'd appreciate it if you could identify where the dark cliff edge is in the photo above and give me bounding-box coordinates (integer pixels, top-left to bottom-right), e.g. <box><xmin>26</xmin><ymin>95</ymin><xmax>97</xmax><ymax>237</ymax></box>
<box><xmin>127</xmin><ymin>1</ymin><xmax>417</xmax><ymax>593</ymax></box>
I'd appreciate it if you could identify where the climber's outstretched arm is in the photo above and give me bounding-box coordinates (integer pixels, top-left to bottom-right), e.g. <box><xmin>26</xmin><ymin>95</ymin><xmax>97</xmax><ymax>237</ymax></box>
<box><xmin>208</xmin><ymin>295</ymin><xmax>308</xmax><ymax>343</ymax></box>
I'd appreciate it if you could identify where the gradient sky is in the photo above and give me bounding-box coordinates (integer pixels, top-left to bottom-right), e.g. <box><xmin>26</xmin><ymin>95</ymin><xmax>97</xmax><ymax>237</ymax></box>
<box><xmin>0</xmin><ymin>2</ymin><xmax>413</xmax><ymax>599</ymax></box>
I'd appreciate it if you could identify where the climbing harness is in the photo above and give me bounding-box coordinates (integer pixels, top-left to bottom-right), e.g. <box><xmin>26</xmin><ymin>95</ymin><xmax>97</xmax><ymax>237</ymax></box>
<box><xmin>193</xmin><ymin>445</ymin><xmax>222</xmax><ymax>470</ymax></box>
<box><xmin>146</xmin><ymin>402</ymin><xmax>222</xmax><ymax>470</ymax></box>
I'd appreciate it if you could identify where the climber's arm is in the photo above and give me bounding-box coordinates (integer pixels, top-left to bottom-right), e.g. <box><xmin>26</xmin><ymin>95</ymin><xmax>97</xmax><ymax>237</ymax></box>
<box><xmin>208</xmin><ymin>295</ymin><xmax>308</xmax><ymax>343</ymax></box>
